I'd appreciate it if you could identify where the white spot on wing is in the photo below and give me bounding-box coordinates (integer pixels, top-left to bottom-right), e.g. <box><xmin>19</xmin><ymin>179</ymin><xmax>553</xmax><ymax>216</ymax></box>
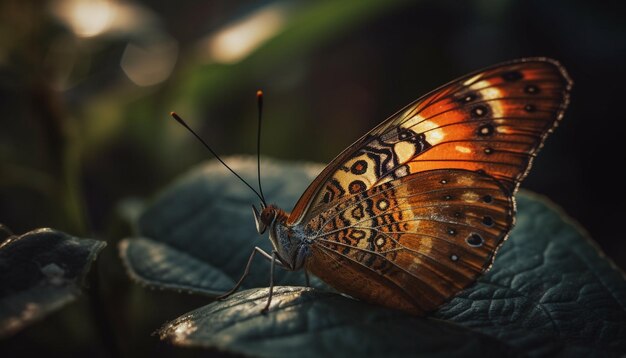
<box><xmin>402</xmin><ymin>118</ymin><xmax>445</xmax><ymax>145</ymax></box>
<box><xmin>480</xmin><ymin>87</ymin><xmax>504</xmax><ymax>117</ymax></box>
<box><xmin>427</xmin><ymin>129</ymin><xmax>445</xmax><ymax>144</ymax></box>
<box><xmin>457</xmin><ymin>176</ymin><xmax>475</xmax><ymax>186</ymax></box>
<box><xmin>496</xmin><ymin>126</ymin><xmax>512</xmax><ymax>134</ymax></box>
<box><xmin>394</xmin><ymin>142</ymin><xmax>416</xmax><ymax>163</ymax></box>
<box><xmin>462</xmin><ymin>192</ymin><xmax>479</xmax><ymax>202</ymax></box>
<box><xmin>455</xmin><ymin>145</ymin><xmax>472</xmax><ymax>154</ymax></box>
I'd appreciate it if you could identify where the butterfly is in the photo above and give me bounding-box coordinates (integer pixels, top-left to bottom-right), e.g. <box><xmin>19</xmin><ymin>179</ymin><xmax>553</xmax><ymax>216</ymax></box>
<box><xmin>173</xmin><ymin>57</ymin><xmax>572</xmax><ymax>315</ymax></box>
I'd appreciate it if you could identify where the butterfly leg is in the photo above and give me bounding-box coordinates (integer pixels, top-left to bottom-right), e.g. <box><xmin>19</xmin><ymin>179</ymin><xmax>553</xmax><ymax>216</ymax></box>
<box><xmin>261</xmin><ymin>251</ymin><xmax>278</xmax><ymax>313</ymax></box>
<box><xmin>304</xmin><ymin>270</ymin><xmax>310</xmax><ymax>287</ymax></box>
<box><xmin>216</xmin><ymin>246</ymin><xmax>275</xmax><ymax>301</ymax></box>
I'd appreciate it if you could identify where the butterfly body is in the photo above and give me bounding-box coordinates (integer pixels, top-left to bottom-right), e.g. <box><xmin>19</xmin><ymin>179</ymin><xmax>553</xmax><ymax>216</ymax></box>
<box><xmin>246</xmin><ymin>58</ymin><xmax>572</xmax><ymax>315</ymax></box>
<box><xmin>255</xmin><ymin>205</ymin><xmax>311</xmax><ymax>271</ymax></box>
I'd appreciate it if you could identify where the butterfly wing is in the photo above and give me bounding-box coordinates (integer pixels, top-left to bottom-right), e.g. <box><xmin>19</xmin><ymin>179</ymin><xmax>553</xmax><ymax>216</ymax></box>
<box><xmin>304</xmin><ymin>169</ymin><xmax>513</xmax><ymax>314</ymax></box>
<box><xmin>292</xmin><ymin>58</ymin><xmax>572</xmax><ymax>314</ymax></box>
<box><xmin>288</xmin><ymin>58</ymin><xmax>571</xmax><ymax>225</ymax></box>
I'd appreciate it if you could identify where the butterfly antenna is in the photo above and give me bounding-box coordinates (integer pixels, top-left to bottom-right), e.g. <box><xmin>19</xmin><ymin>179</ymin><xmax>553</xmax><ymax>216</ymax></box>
<box><xmin>256</xmin><ymin>90</ymin><xmax>267</xmax><ymax>207</ymax></box>
<box><xmin>170</xmin><ymin>112</ymin><xmax>264</xmax><ymax>203</ymax></box>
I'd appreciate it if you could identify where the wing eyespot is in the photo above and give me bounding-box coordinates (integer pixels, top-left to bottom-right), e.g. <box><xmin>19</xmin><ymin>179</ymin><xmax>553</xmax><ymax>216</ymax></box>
<box><xmin>350</xmin><ymin>160</ymin><xmax>368</xmax><ymax>175</ymax></box>
<box><xmin>524</xmin><ymin>104</ymin><xmax>536</xmax><ymax>112</ymax></box>
<box><xmin>524</xmin><ymin>84</ymin><xmax>540</xmax><ymax>94</ymax></box>
<box><xmin>375</xmin><ymin>236</ymin><xmax>386</xmax><ymax>248</ymax></box>
<box><xmin>466</xmin><ymin>233</ymin><xmax>484</xmax><ymax>247</ymax></box>
<box><xmin>459</xmin><ymin>92</ymin><xmax>479</xmax><ymax>103</ymax></box>
<box><xmin>351</xmin><ymin>206</ymin><xmax>364</xmax><ymax>220</ymax></box>
<box><xmin>348</xmin><ymin>180</ymin><xmax>366</xmax><ymax>194</ymax></box>
<box><xmin>471</xmin><ymin>105</ymin><xmax>489</xmax><ymax>118</ymax></box>
<box><xmin>477</xmin><ymin>124</ymin><xmax>494</xmax><ymax>136</ymax></box>
<box><xmin>482</xmin><ymin>216</ymin><xmax>494</xmax><ymax>227</ymax></box>
<box><xmin>376</xmin><ymin>199</ymin><xmax>389</xmax><ymax>211</ymax></box>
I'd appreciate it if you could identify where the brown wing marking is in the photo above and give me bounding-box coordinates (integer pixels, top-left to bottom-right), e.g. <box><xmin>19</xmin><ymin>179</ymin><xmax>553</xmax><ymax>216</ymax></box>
<box><xmin>304</xmin><ymin>169</ymin><xmax>514</xmax><ymax>315</ymax></box>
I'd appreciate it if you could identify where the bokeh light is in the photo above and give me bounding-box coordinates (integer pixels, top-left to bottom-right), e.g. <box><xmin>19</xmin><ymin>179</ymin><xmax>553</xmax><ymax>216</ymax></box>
<box><xmin>50</xmin><ymin>0</ymin><xmax>116</xmax><ymax>38</ymax></box>
<box><xmin>121</xmin><ymin>37</ymin><xmax>178</xmax><ymax>86</ymax></box>
<box><xmin>198</xmin><ymin>3</ymin><xmax>289</xmax><ymax>64</ymax></box>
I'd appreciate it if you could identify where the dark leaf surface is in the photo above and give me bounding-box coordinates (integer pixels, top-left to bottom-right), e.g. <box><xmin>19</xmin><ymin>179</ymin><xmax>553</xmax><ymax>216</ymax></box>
<box><xmin>434</xmin><ymin>191</ymin><xmax>626</xmax><ymax>357</ymax></box>
<box><xmin>121</xmin><ymin>157</ymin><xmax>626</xmax><ymax>356</ymax></box>
<box><xmin>157</xmin><ymin>286</ymin><xmax>519</xmax><ymax>357</ymax></box>
<box><xmin>0</xmin><ymin>227</ymin><xmax>106</xmax><ymax>338</ymax></box>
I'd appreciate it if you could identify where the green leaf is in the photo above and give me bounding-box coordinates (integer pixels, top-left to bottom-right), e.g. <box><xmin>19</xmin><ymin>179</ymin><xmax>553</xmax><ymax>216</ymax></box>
<box><xmin>157</xmin><ymin>286</ymin><xmax>519</xmax><ymax>357</ymax></box>
<box><xmin>0</xmin><ymin>227</ymin><xmax>106</xmax><ymax>338</ymax></box>
<box><xmin>121</xmin><ymin>157</ymin><xmax>626</xmax><ymax>356</ymax></box>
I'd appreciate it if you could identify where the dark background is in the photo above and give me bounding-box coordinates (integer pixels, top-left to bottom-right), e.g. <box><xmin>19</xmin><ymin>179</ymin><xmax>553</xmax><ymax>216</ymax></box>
<box><xmin>1</xmin><ymin>0</ymin><xmax>625</xmax><ymax>356</ymax></box>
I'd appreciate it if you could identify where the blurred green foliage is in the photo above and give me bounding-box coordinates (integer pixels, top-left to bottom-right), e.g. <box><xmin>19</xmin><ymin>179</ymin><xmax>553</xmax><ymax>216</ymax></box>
<box><xmin>0</xmin><ymin>0</ymin><xmax>410</xmax><ymax>237</ymax></box>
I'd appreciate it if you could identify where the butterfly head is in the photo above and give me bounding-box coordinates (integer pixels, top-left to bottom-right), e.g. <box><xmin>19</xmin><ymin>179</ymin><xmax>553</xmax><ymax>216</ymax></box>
<box><xmin>252</xmin><ymin>203</ymin><xmax>285</xmax><ymax>235</ymax></box>
<box><xmin>253</xmin><ymin>203</ymin><xmax>304</xmax><ymax>270</ymax></box>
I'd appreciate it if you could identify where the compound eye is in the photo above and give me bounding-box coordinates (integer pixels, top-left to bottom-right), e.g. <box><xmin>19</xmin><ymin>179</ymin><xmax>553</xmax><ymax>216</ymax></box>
<box><xmin>261</xmin><ymin>209</ymin><xmax>273</xmax><ymax>223</ymax></box>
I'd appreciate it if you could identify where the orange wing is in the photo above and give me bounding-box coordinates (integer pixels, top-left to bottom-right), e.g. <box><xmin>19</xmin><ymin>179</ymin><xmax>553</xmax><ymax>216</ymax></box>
<box><xmin>304</xmin><ymin>169</ymin><xmax>513</xmax><ymax>315</ymax></box>
<box><xmin>288</xmin><ymin>58</ymin><xmax>572</xmax><ymax>226</ymax></box>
